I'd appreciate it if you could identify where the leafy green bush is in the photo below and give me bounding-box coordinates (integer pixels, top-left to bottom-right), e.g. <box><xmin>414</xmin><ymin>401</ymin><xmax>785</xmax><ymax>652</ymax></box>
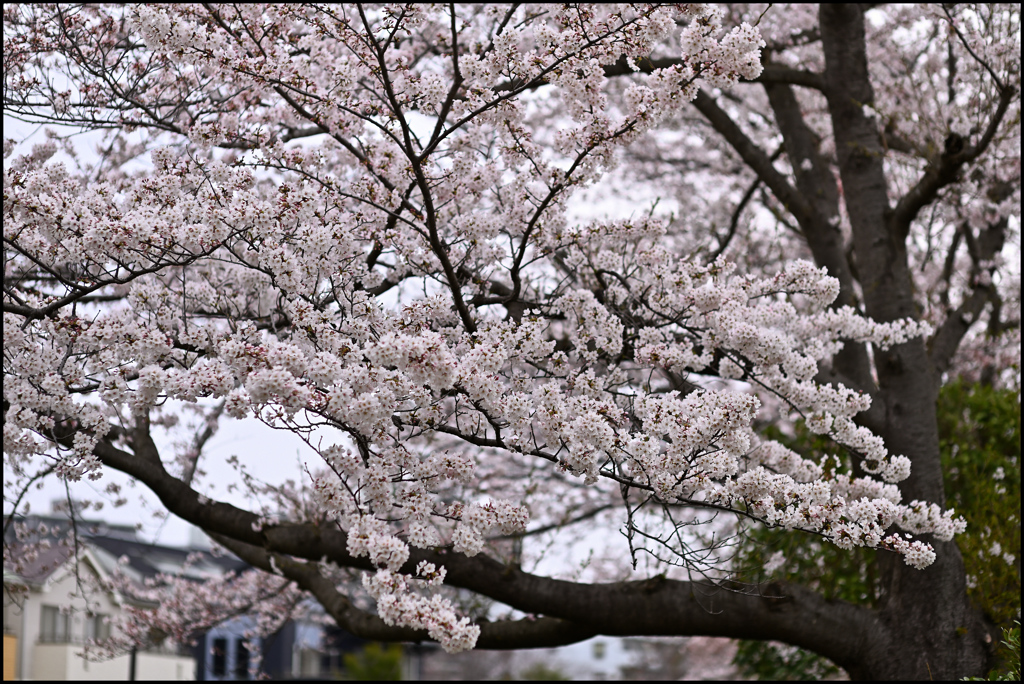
<box><xmin>938</xmin><ymin>381</ymin><xmax>1021</xmax><ymax>633</ymax></box>
<box><xmin>341</xmin><ymin>642</ymin><xmax>404</xmax><ymax>681</ymax></box>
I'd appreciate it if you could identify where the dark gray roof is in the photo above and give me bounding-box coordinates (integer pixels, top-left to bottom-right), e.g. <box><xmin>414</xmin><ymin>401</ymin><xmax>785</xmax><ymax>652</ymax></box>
<box><xmin>3</xmin><ymin>514</ymin><xmax>246</xmax><ymax>587</ymax></box>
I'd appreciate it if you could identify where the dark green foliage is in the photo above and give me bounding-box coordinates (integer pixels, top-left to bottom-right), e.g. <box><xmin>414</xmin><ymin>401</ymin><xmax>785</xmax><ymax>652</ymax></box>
<box><xmin>732</xmin><ymin>381</ymin><xmax>1021</xmax><ymax>680</ymax></box>
<box><xmin>517</xmin><ymin>662</ymin><xmax>571</xmax><ymax>680</ymax></box>
<box><xmin>938</xmin><ymin>381</ymin><xmax>1021</xmax><ymax>634</ymax></box>
<box><xmin>341</xmin><ymin>642</ymin><xmax>404</xmax><ymax>681</ymax></box>
<box><xmin>964</xmin><ymin>621</ymin><xmax>1020</xmax><ymax>682</ymax></box>
<box><xmin>732</xmin><ymin>639</ymin><xmax>842</xmax><ymax>681</ymax></box>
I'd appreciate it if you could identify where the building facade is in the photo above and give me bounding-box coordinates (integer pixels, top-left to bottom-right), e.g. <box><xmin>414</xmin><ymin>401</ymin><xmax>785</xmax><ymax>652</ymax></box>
<box><xmin>3</xmin><ymin>514</ymin><xmax>370</xmax><ymax>681</ymax></box>
<box><xmin>3</xmin><ymin>534</ymin><xmax>194</xmax><ymax>681</ymax></box>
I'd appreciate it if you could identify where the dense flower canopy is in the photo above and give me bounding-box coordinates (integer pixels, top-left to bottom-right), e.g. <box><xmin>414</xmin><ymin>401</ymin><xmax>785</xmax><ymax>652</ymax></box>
<box><xmin>3</xmin><ymin>3</ymin><xmax>1018</xmax><ymax>668</ymax></box>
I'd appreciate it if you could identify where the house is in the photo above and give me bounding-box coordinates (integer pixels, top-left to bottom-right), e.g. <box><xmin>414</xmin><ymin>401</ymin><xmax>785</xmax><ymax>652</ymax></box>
<box><xmin>3</xmin><ymin>512</ymin><xmax>381</xmax><ymax>681</ymax></box>
<box><xmin>3</xmin><ymin>514</ymin><xmax>196</xmax><ymax>680</ymax></box>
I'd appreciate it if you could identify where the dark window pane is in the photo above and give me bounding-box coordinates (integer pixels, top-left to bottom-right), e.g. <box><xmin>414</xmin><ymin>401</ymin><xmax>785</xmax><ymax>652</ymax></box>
<box><xmin>40</xmin><ymin>605</ymin><xmax>69</xmax><ymax>643</ymax></box>
<box><xmin>85</xmin><ymin>613</ymin><xmax>110</xmax><ymax>642</ymax></box>
<box><xmin>234</xmin><ymin>639</ymin><xmax>250</xmax><ymax>679</ymax></box>
<box><xmin>212</xmin><ymin>637</ymin><xmax>228</xmax><ymax>677</ymax></box>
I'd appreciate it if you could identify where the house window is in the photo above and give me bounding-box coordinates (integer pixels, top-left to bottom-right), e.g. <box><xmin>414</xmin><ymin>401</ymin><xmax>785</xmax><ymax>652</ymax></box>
<box><xmin>212</xmin><ymin>637</ymin><xmax>228</xmax><ymax>677</ymax></box>
<box><xmin>40</xmin><ymin>605</ymin><xmax>70</xmax><ymax>643</ymax></box>
<box><xmin>234</xmin><ymin>638</ymin><xmax>250</xmax><ymax>679</ymax></box>
<box><xmin>85</xmin><ymin>613</ymin><xmax>111</xmax><ymax>642</ymax></box>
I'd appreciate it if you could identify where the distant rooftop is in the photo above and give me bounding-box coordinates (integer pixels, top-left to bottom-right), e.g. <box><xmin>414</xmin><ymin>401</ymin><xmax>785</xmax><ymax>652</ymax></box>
<box><xmin>3</xmin><ymin>513</ymin><xmax>246</xmax><ymax>589</ymax></box>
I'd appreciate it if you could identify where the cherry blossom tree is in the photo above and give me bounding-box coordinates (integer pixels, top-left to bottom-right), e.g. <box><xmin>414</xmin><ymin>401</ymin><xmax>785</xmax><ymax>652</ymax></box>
<box><xmin>3</xmin><ymin>3</ymin><xmax>1018</xmax><ymax>679</ymax></box>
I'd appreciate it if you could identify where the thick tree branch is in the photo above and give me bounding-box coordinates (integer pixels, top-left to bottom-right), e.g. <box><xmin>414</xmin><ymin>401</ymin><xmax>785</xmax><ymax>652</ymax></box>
<box><xmin>928</xmin><ymin>216</ymin><xmax>1009</xmax><ymax>376</ymax></box>
<box><xmin>820</xmin><ymin>4</ymin><xmax>942</xmax><ymax>499</ymax></box>
<box><xmin>689</xmin><ymin>91</ymin><xmax>818</xmax><ymax>229</ymax></box>
<box><xmin>85</xmin><ymin>430</ymin><xmax>878</xmax><ymax>669</ymax></box>
<box><xmin>690</xmin><ymin>80</ymin><xmax>879</xmax><ymax>401</ymax></box>
<box><xmin>755</xmin><ymin>64</ymin><xmax>826</xmax><ymax>91</ymax></box>
<box><xmin>211</xmin><ymin>533</ymin><xmax>598</xmax><ymax>649</ymax></box>
<box><xmin>210</xmin><ymin>533</ymin><xmax>421</xmax><ymax>641</ymax></box>
<box><xmin>603</xmin><ymin>56</ymin><xmax>824</xmax><ymax>90</ymax></box>
<box><xmin>889</xmin><ymin>84</ymin><xmax>1016</xmax><ymax>240</ymax></box>
<box><xmin>817</xmin><ymin>9</ymin><xmax>994</xmax><ymax>678</ymax></box>
<box><xmin>761</xmin><ymin>79</ymin><xmax>877</xmax><ymax>395</ymax></box>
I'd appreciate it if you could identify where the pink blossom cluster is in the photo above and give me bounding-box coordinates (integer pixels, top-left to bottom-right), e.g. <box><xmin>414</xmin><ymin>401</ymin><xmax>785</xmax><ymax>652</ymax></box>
<box><xmin>363</xmin><ymin>568</ymin><xmax>480</xmax><ymax>654</ymax></box>
<box><xmin>89</xmin><ymin>554</ymin><xmax>304</xmax><ymax>663</ymax></box>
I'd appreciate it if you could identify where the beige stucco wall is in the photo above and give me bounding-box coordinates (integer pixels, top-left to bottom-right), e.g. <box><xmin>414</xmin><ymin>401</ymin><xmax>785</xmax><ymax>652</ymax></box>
<box><xmin>32</xmin><ymin>644</ymin><xmax>193</xmax><ymax>680</ymax></box>
<box><xmin>18</xmin><ymin>556</ymin><xmax>121</xmax><ymax>680</ymax></box>
<box><xmin>7</xmin><ymin>555</ymin><xmax>193</xmax><ymax>680</ymax></box>
<box><xmin>133</xmin><ymin>651</ymin><xmax>194</xmax><ymax>680</ymax></box>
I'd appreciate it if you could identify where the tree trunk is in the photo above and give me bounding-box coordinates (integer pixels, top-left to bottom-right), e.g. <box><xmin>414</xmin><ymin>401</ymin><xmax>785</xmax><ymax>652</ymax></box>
<box><xmin>818</xmin><ymin>5</ymin><xmax>994</xmax><ymax>678</ymax></box>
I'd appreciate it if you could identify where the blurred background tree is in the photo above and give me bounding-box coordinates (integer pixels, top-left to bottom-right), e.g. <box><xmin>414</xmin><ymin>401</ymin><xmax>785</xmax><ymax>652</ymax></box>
<box><xmin>517</xmin><ymin>662</ymin><xmax>571</xmax><ymax>680</ymax></box>
<box><xmin>732</xmin><ymin>380</ymin><xmax>1021</xmax><ymax>680</ymax></box>
<box><xmin>341</xmin><ymin>642</ymin><xmax>404</xmax><ymax>681</ymax></box>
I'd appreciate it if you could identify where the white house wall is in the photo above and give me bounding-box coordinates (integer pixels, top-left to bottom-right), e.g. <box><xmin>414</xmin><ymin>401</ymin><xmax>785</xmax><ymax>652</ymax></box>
<box><xmin>8</xmin><ymin>554</ymin><xmax>194</xmax><ymax>680</ymax></box>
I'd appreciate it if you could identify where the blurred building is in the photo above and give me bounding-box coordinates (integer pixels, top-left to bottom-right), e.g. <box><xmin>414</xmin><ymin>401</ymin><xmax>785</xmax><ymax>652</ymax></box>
<box><xmin>2</xmin><ymin>512</ymin><xmax>364</xmax><ymax>681</ymax></box>
<box><xmin>3</xmin><ymin>513</ymin><xmax>197</xmax><ymax>680</ymax></box>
